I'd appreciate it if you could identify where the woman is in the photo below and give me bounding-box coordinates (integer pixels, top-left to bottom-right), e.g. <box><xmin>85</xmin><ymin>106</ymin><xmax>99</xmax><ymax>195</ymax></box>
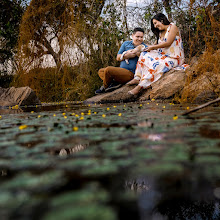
<box><xmin>127</xmin><ymin>13</ymin><xmax>185</xmax><ymax>95</ymax></box>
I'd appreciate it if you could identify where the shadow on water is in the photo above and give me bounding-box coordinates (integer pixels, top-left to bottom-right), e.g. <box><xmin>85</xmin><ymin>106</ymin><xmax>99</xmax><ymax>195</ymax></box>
<box><xmin>0</xmin><ymin>101</ymin><xmax>220</xmax><ymax>219</ymax></box>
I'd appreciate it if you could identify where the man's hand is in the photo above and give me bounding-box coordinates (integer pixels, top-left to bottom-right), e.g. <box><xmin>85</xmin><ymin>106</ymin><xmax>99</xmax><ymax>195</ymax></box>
<box><xmin>124</xmin><ymin>50</ymin><xmax>137</xmax><ymax>59</ymax></box>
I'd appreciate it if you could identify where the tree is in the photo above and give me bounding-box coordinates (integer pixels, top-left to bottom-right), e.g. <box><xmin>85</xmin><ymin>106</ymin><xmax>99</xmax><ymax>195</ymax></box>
<box><xmin>0</xmin><ymin>0</ymin><xmax>26</xmax><ymax>74</ymax></box>
<box><xmin>17</xmin><ymin>0</ymin><xmax>106</xmax><ymax>72</ymax></box>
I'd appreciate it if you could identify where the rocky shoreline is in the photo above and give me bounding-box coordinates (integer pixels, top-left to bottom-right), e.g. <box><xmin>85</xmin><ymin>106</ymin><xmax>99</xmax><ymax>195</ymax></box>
<box><xmin>85</xmin><ymin>53</ymin><xmax>220</xmax><ymax>104</ymax></box>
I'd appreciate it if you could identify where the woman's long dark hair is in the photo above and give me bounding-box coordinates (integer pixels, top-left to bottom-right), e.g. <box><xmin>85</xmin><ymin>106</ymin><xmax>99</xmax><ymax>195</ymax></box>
<box><xmin>151</xmin><ymin>13</ymin><xmax>170</xmax><ymax>44</ymax></box>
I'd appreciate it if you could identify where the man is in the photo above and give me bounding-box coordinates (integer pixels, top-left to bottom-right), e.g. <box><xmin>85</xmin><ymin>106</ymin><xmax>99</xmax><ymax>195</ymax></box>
<box><xmin>95</xmin><ymin>27</ymin><xmax>147</xmax><ymax>94</ymax></box>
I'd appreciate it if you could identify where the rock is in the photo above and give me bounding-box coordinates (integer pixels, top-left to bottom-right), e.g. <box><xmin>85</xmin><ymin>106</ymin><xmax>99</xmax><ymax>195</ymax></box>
<box><xmin>85</xmin><ymin>69</ymin><xmax>186</xmax><ymax>104</ymax></box>
<box><xmin>85</xmin><ymin>52</ymin><xmax>219</xmax><ymax>104</ymax></box>
<box><xmin>0</xmin><ymin>86</ymin><xmax>41</xmax><ymax>107</ymax></box>
<box><xmin>150</xmin><ymin>69</ymin><xmax>186</xmax><ymax>100</ymax></box>
<box><xmin>181</xmin><ymin>72</ymin><xmax>219</xmax><ymax>103</ymax></box>
<box><xmin>85</xmin><ymin>84</ymin><xmax>138</xmax><ymax>103</ymax></box>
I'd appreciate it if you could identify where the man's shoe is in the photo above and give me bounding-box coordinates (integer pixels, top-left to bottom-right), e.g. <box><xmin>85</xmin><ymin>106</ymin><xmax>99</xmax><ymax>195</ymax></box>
<box><xmin>105</xmin><ymin>82</ymin><xmax>122</xmax><ymax>92</ymax></box>
<box><xmin>95</xmin><ymin>85</ymin><xmax>105</xmax><ymax>94</ymax></box>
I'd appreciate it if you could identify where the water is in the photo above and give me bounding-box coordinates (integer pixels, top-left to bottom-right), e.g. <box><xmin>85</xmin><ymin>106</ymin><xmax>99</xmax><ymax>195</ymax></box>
<box><xmin>0</xmin><ymin>101</ymin><xmax>220</xmax><ymax>220</ymax></box>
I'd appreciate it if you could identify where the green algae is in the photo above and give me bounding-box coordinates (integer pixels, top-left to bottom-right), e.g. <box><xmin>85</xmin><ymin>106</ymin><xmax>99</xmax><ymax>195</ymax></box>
<box><xmin>0</xmin><ymin>102</ymin><xmax>219</xmax><ymax>219</ymax></box>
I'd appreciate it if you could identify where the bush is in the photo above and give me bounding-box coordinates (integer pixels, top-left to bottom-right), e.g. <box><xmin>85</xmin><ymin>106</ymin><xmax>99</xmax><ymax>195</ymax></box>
<box><xmin>0</xmin><ymin>73</ymin><xmax>13</xmax><ymax>88</ymax></box>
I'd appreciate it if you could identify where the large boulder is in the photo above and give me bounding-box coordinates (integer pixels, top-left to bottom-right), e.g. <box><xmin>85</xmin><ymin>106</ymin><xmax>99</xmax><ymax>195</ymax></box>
<box><xmin>85</xmin><ymin>69</ymin><xmax>187</xmax><ymax>103</ymax></box>
<box><xmin>150</xmin><ymin>69</ymin><xmax>186</xmax><ymax>100</ymax></box>
<box><xmin>85</xmin><ymin>51</ymin><xmax>219</xmax><ymax>104</ymax></box>
<box><xmin>0</xmin><ymin>86</ymin><xmax>41</xmax><ymax>107</ymax></box>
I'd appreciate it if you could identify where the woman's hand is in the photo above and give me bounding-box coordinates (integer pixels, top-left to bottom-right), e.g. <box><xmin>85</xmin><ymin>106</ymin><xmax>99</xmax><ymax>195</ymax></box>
<box><xmin>143</xmin><ymin>45</ymin><xmax>155</xmax><ymax>52</ymax></box>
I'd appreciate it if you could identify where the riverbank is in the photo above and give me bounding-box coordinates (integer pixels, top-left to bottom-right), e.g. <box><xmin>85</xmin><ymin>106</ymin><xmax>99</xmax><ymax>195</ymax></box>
<box><xmin>85</xmin><ymin>50</ymin><xmax>220</xmax><ymax>104</ymax></box>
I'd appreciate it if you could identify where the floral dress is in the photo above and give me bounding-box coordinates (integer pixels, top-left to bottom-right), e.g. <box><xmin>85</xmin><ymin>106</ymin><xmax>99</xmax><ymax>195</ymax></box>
<box><xmin>134</xmin><ymin>23</ymin><xmax>185</xmax><ymax>89</ymax></box>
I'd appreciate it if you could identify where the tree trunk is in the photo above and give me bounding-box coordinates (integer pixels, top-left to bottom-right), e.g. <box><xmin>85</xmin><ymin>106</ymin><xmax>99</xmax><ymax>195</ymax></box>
<box><xmin>163</xmin><ymin>0</ymin><xmax>172</xmax><ymax>21</ymax></box>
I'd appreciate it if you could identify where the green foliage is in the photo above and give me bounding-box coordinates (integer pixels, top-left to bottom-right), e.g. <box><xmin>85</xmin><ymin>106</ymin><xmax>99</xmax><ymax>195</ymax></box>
<box><xmin>143</xmin><ymin>0</ymin><xmax>219</xmax><ymax>57</ymax></box>
<box><xmin>0</xmin><ymin>0</ymin><xmax>27</xmax><ymax>75</ymax></box>
<box><xmin>0</xmin><ymin>73</ymin><xmax>13</xmax><ymax>88</ymax></box>
<box><xmin>0</xmin><ymin>0</ymin><xmax>26</xmax><ymax>61</ymax></box>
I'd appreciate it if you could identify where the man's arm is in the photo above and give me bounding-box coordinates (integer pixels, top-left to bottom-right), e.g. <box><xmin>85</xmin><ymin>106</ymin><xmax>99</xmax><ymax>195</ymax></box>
<box><xmin>116</xmin><ymin>50</ymin><xmax>137</xmax><ymax>61</ymax></box>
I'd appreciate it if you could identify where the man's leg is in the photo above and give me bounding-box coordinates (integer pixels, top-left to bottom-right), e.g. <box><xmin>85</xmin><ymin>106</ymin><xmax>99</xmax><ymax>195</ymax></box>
<box><xmin>98</xmin><ymin>68</ymin><xmax>105</xmax><ymax>82</ymax></box>
<box><xmin>99</xmin><ymin>66</ymin><xmax>134</xmax><ymax>88</ymax></box>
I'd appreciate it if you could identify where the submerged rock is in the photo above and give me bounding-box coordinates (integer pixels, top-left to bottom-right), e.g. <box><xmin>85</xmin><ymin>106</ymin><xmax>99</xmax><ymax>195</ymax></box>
<box><xmin>0</xmin><ymin>86</ymin><xmax>41</xmax><ymax>107</ymax></box>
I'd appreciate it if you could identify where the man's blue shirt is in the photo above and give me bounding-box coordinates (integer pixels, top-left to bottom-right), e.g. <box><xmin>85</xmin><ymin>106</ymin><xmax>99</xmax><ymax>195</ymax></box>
<box><xmin>117</xmin><ymin>41</ymin><xmax>147</xmax><ymax>74</ymax></box>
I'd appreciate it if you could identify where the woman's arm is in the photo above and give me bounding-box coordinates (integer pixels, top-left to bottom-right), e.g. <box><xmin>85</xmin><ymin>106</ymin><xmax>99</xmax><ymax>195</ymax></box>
<box><xmin>145</xmin><ymin>24</ymin><xmax>179</xmax><ymax>51</ymax></box>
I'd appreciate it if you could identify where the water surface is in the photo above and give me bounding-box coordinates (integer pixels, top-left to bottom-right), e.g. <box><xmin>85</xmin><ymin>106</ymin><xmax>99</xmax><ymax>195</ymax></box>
<box><xmin>0</xmin><ymin>101</ymin><xmax>219</xmax><ymax>219</ymax></box>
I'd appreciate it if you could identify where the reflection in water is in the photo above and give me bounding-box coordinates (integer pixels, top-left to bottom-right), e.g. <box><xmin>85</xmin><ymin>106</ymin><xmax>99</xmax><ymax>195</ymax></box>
<box><xmin>126</xmin><ymin>176</ymin><xmax>220</xmax><ymax>220</ymax></box>
<box><xmin>140</xmin><ymin>133</ymin><xmax>164</xmax><ymax>142</ymax></box>
<box><xmin>59</xmin><ymin>144</ymin><xmax>87</xmax><ymax>156</ymax></box>
<box><xmin>0</xmin><ymin>108</ymin><xmax>23</xmax><ymax>114</ymax></box>
<box><xmin>125</xmin><ymin>179</ymin><xmax>150</xmax><ymax>194</ymax></box>
<box><xmin>199</xmin><ymin>125</ymin><xmax>220</xmax><ymax>139</ymax></box>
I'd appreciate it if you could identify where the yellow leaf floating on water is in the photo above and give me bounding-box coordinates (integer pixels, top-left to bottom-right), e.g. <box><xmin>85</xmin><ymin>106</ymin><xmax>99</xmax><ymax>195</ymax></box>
<box><xmin>107</xmin><ymin>108</ymin><xmax>110</xmax><ymax>111</ymax></box>
<box><xmin>113</xmin><ymin>106</ymin><xmax>117</xmax><ymax>108</ymax></box>
<box><xmin>53</xmin><ymin>114</ymin><xmax>56</xmax><ymax>117</ymax></box>
<box><xmin>163</xmin><ymin>106</ymin><xmax>166</xmax><ymax>108</ymax></box>
<box><xmin>173</xmin><ymin>115</ymin><xmax>178</xmax><ymax>120</ymax></box>
<box><xmin>73</xmin><ymin>127</ymin><xmax>78</xmax><ymax>131</ymax></box>
<box><xmin>102</xmin><ymin>114</ymin><xmax>106</xmax><ymax>118</ymax></box>
<box><xmin>62</xmin><ymin>113</ymin><xmax>66</xmax><ymax>116</ymax></box>
<box><xmin>81</xmin><ymin>112</ymin><xmax>84</xmax><ymax>115</ymax></box>
<box><xmin>64</xmin><ymin>116</ymin><xmax>67</xmax><ymax>119</ymax></box>
<box><xmin>0</xmin><ymin>115</ymin><xmax>2</xmax><ymax>119</ymax></box>
<box><xmin>80</xmin><ymin>117</ymin><xmax>84</xmax><ymax>120</ymax></box>
<box><xmin>94</xmin><ymin>112</ymin><xmax>97</xmax><ymax>114</ymax></box>
<box><xmin>118</xmin><ymin>113</ymin><xmax>122</xmax><ymax>117</ymax></box>
<box><xmin>151</xmin><ymin>99</ymin><xmax>155</xmax><ymax>101</ymax></box>
<box><xmin>187</xmin><ymin>107</ymin><xmax>190</xmax><ymax>110</ymax></box>
<box><xmin>19</xmin><ymin>125</ymin><xmax>28</xmax><ymax>130</ymax></box>
<box><xmin>38</xmin><ymin>115</ymin><xmax>41</xmax><ymax>118</ymax></box>
<box><xmin>31</xmin><ymin>111</ymin><xmax>34</xmax><ymax>114</ymax></box>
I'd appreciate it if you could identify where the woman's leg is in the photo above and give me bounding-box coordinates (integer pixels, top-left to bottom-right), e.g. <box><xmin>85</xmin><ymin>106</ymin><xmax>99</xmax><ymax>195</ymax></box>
<box><xmin>128</xmin><ymin>85</ymin><xmax>143</xmax><ymax>95</ymax></box>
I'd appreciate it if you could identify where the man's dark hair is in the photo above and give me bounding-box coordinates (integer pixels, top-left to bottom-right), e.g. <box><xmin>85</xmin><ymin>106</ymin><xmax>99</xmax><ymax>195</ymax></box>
<box><xmin>151</xmin><ymin>13</ymin><xmax>170</xmax><ymax>44</ymax></box>
<box><xmin>133</xmin><ymin>27</ymin><xmax>145</xmax><ymax>34</ymax></box>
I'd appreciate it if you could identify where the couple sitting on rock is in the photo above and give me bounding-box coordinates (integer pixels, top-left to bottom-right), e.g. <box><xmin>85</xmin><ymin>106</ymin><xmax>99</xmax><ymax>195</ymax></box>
<box><xmin>95</xmin><ymin>13</ymin><xmax>185</xmax><ymax>96</ymax></box>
